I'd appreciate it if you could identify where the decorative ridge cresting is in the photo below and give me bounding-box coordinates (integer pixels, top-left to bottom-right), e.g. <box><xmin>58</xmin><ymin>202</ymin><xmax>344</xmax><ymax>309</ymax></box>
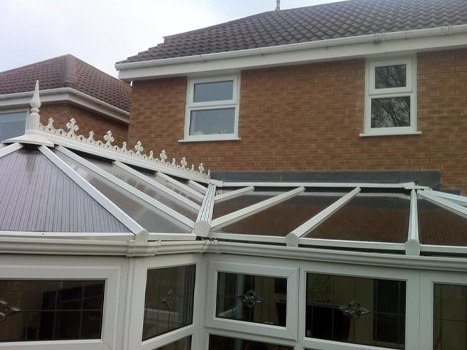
<box><xmin>28</xmin><ymin>80</ymin><xmax>209</xmax><ymax>178</ymax></box>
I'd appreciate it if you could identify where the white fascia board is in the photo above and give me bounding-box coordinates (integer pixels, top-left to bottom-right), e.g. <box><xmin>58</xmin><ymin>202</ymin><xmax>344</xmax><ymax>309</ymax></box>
<box><xmin>55</xmin><ymin>145</ymin><xmax>195</xmax><ymax>228</ymax></box>
<box><xmin>117</xmin><ymin>25</ymin><xmax>467</xmax><ymax>80</ymax></box>
<box><xmin>0</xmin><ymin>88</ymin><xmax>129</xmax><ymax>124</ymax></box>
<box><xmin>39</xmin><ymin>145</ymin><xmax>147</xmax><ymax>238</ymax></box>
<box><xmin>0</xmin><ymin>142</ymin><xmax>23</xmax><ymax>159</ymax></box>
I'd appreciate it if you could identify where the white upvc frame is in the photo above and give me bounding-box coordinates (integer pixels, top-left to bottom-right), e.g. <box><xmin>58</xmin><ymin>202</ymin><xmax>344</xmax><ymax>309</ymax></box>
<box><xmin>205</xmin><ymin>257</ymin><xmax>299</xmax><ymax>341</ymax></box>
<box><xmin>419</xmin><ymin>270</ymin><xmax>467</xmax><ymax>350</ymax></box>
<box><xmin>0</xmin><ymin>142</ymin><xmax>23</xmax><ymax>158</ymax></box>
<box><xmin>0</xmin><ymin>255</ymin><xmax>123</xmax><ymax>350</ymax></box>
<box><xmin>126</xmin><ymin>254</ymin><xmax>202</xmax><ymax>350</ymax></box>
<box><xmin>215</xmin><ymin>186</ymin><xmax>255</xmax><ymax>203</ymax></box>
<box><xmin>362</xmin><ymin>56</ymin><xmax>419</xmax><ymax>137</ymax></box>
<box><xmin>183</xmin><ymin>75</ymin><xmax>240</xmax><ymax>142</ymax></box>
<box><xmin>298</xmin><ymin>261</ymin><xmax>420</xmax><ymax>350</ymax></box>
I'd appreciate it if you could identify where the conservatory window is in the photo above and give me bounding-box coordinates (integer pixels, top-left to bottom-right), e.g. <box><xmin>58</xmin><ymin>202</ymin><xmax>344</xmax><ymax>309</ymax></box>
<box><xmin>363</xmin><ymin>57</ymin><xmax>418</xmax><ymax>136</ymax></box>
<box><xmin>209</xmin><ymin>335</ymin><xmax>293</xmax><ymax>350</ymax></box>
<box><xmin>306</xmin><ymin>273</ymin><xmax>406</xmax><ymax>349</ymax></box>
<box><xmin>184</xmin><ymin>76</ymin><xmax>239</xmax><ymax>142</ymax></box>
<box><xmin>0</xmin><ymin>279</ymin><xmax>105</xmax><ymax>342</ymax></box>
<box><xmin>143</xmin><ymin>265</ymin><xmax>196</xmax><ymax>340</ymax></box>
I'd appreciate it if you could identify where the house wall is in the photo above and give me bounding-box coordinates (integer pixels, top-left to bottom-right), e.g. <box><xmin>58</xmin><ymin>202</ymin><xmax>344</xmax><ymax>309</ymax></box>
<box><xmin>128</xmin><ymin>48</ymin><xmax>467</xmax><ymax>194</ymax></box>
<box><xmin>40</xmin><ymin>104</ymin><xmax>128</xmax><ymax>146</ymax></box>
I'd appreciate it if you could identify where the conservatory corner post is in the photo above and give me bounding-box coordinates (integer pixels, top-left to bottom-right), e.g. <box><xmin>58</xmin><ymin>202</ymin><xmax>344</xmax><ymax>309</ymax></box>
<box><xmin>27</xmin><ymin>80</ymin><xmax>41</xmax><ymax>131</ymax></box>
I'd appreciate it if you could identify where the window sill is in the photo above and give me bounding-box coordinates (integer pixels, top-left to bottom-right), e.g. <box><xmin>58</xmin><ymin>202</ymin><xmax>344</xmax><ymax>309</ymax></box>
<box><xmin>359</xmin><ymin>131</ymin><xmax>422</xmax><ymax>137</ymax></box>
<box><xmin>179</xmin><ymin>137</ymin><xmax>241</xmax><ymax>143</ymax></box>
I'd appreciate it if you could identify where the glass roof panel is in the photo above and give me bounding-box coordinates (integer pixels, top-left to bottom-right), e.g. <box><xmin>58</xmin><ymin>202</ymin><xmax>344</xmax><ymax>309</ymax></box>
<box><xmin>213</xmin><ymin>192</ymin><xmax>276</xmax><ymax>219</ymax></box>
<box><xmin>129</xmin><ymin>166</ymin><xmax>203</xmax><ymax>204</ymax></box>
<box><xmin>305</xmin><ymin>193</ymin><xmax>410</xmax><ymax>243</ymax></box>
<box><xmin>78</xmin><ymin>154</ymin><xmax>198</xmax><ymax>220</ymax></box>
<box><xmin>213</xmin><ymin>192</ymin><xmax>345</xmax><ymax>236</ymax></box>
<box><xmin>53</xmin><ymin>150</ymin><xmax>191</xmax><ymax>234</ymax></box>
<box><xmin>418</xmin><ymin>198</ymin><xmax>467</xmax><ymax>246</ymax></box>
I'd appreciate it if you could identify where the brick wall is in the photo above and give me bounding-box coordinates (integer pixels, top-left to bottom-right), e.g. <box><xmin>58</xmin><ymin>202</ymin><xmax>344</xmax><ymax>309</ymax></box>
<box><xmin>128</xmin><ymin>49</ymin><xmax>467</xmax><ymax>194</ymax></box>
<box><xmin>41</xmin><ymin>104</ymin><xmax>128</xmax><ymax>146</ymax></box>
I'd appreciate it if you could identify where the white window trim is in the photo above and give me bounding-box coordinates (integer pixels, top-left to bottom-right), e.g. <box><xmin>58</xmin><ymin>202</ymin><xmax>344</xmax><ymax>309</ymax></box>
<box><xmin>205</xmin><ymin>257</ymin><xmax>299</xmax><ymax>341</ymax></box>
<box><xmin>361</xmin><ymin>57</ymin><xmax>420</xmax><ymax>137</ymax></box>
<box><xmin>182</xmin><ymin>75</ymin><xmax>240</xmax><ymax>142</ymax></box>
<box><xmin>298</xmin><ymin>262</ymin><xmax>420</xmax><ymax>350</ymax></box>
<box><xmin>128</xmin><ymin>254</ymin><xmax>201</xmax><ymax>350</ymax></box>
<box><xmin>0</xmin><ymin>256</ymin><xmax>121</xmax><ymax>350</ymax></box>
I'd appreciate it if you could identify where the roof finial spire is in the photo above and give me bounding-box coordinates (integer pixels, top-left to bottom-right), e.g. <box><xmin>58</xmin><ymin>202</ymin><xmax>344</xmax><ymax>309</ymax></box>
<box><xmin>275</xmin><ymin>0</ymin><xmax>280</xmax><ymax>11</ymax></box>
<box><xmin>28</xmin><ymin>80</ymin><xmax>41</xmax><ymax>130</ymax></box>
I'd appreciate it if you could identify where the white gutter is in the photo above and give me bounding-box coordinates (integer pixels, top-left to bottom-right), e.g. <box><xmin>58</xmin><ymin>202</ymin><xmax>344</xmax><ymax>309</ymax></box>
<box><xmin>0</xmin><ymin>88</ymin><xmax>130</xmax><ymax>124</ymax></box>
<box><xmin>116</xmin><ymin>24</ymin><xmax>467</xmax><ymax>79</ymax></box>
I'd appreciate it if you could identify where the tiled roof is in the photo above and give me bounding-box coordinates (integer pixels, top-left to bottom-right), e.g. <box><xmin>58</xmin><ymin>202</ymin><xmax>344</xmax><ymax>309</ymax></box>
<box><xmin>119</xmin><ymin>0</ymin><xmax>467</xmax><ymax>64</ymax></box>
<box><xmin>0</xmin><ymin>55</ymin><xmax>131</xmax><ymax>112</ymax></box>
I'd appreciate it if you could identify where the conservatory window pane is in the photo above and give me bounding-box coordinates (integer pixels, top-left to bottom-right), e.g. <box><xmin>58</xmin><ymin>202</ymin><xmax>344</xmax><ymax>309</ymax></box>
<box><xmin>53</xmin><ymin>150</ymin><xmax>191</xmax><ymax>233</ymax></box>
<box><xmin>209</xmin><ymin>335</ymin><xmax>293</xmax><ymax>350</ymax></box>
<box><xmin>306</xmin><ymin>273</ymin><xmax>406</xmax><ymax>349</ymax></box>
<box><xmin>216</xmin><ymin>273</ymin><xmax>287</xmax><ymax>326</ymax></box>
<box><xmin>0</xmin><ymin>280</ymin><xmax>104</xmax><ymax>342</ymax></box>
<box><xmin>433</xmin><ymin>284</ymin><xmax>467</xmax><ymax>350</ymax></box>
<box><xmin>154</xmin><ymin>336</ymin><xmax>192</xmax><ymax>350</ymax></box>
<box><xmin>418</xmin><ymin>198</ymin><xmax>467</xmax><ymax>246</ymax></box>
<box><xmin>143</xmin><ymin>265</ymin><xmax>196</xmax><ymax>340</ymax></box>
<box><xmin>214</xmin><ymin>192</ymin><xmax>344</xmax><ymax>236</ymax></box>
<box><xmin>83</xmin><ymin>155</ymin><xmax>198</xmax><ymax>220</ymax></box>
<box><xmin>305</xmin><ymin>193</ymin><xmax>410</xmax><ymax>243</ymax></box>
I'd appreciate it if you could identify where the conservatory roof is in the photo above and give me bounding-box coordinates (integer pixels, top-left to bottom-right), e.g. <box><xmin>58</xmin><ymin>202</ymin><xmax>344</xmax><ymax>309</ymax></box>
<box><xmin>1</xmin><ymin>82</ymin><xmax>467</xmax><ymax>257</ymax></box>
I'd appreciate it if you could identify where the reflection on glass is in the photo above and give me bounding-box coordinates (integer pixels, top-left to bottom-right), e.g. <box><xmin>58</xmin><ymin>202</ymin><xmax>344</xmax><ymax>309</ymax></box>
<box><xmin>306</xmin><ymin>193</ymin><xmax>410</xmax><ymax>243</ymax></box>
<box><xmin>209</xmin><ymin>335</ymin><xmax>293</xmax><ymax>350</ymax></box>
<box><xmin>216</xmin><ymin>273</ymin><xmax>287</xmax><ymax>327</ymax></box>
<box><xmin>194</xmin><ymin>81</ymin><xmax>233</xmax><ymax>102</ymax></box>
<box><xmin>53</xmin><ymin>150</ymin><xmax>191</xmax><ymax>234</ymax></box>
<box><xmin>0</xmin><ymin>280</ymin><xmax>104</xmax><ymax>342</ymax></box>
<box><xmin>306</xmin><ymin>274</ymin><xmax>406</xmax><ymax>349</ymax></box>
<box><xmin>190</xmin><ymin>109</ymin><xmax>235</xmax><ymax>136</ymax></box>
<box><xmin>143</xmin><ymin>265</ymin><xmax>196</xmax><ymax>340</ymax></box>
<box><xmin>155</xmin><ymin>336</ymin><xmax>192</xmax><ymax>350</ymax></box>
<box><xmin>418</xmin><ymin>198</ymin><xmax>467</xmax><ymax>246</ymax></box>
<box><xmin>375</xmin><ymin>64</ymin><xmax>407</xmax><ymax>89</ymax></box>
<box><xmin>433</xmin><ymin>284</ymin><xmax>467</xmax><ymax>350</ymax></box>
<box><xmin>371</xmin><ymin>97</ymin><xmax>410</xmax><ymax>128</ymax></box>
<box><xmin>0</xmin><ymin>111</ymin><xmax>27</xmax><ymax>142</ymax></box>
<box><xmin>215</xmin><ymin>193</ymin><xmax>343</xmax><ymax>236</ymax></box>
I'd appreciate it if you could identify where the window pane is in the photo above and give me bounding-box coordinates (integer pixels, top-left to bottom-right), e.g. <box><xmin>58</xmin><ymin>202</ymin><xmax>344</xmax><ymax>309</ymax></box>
<box><xmin>193</xmin><ymin>81</ymin><xmax>233</xmax><ymax>102</ymax></box>
<box><xmin>0</xmin><ymin>280</ymin><xmax>105</xmax><ymax>342</ymax></box>
<box><xmin>209</xmin><ymin>335</ymin><xmax>293</xmax><ymax>350</ymax></box>
<box><xmin>375</xmin><ymin>64</ymin><xmax>407</xmax><ymax>89</ymax></box>
<box><xmin>154</xmin><ymin>336</ymin><xmax>192</xmax><ymax>350</ymax></box>
<box><xmin>306</xmin><ymin>273</ymin><xmax>406</xmax><ymax>349</ymax></box>
<box><xmin>216</xmin><ymin>273</ymin><xmax>287</xmax><ymax>327</ymax></box>
<box><xmin>434</xmin><ymin>284</ymin><xmax>467</xmax><ymax>350</ymax></box>
<box><xmin>190</xmin><ymin>108</ymin><xmax>235</xmax><ymax>136</ymax></box>
<box><xmin>143</xmin><ymin>265</ymin><xmax>196</xmax><ymax>340</ymax></box>
<box><xmin>371</xmin><ymin>97</ymin><xmax>410</xmax><ymax>128</ymax></box>
<box><xmin>0</xmin><ymin>111</ymin><xmax>27</xmax><ymax>142</ymax></box>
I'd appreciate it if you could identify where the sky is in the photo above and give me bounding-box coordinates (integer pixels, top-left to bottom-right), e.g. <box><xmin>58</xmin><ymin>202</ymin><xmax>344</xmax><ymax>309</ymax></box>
<box><xmin>0</xmin><ymin>0</ymin><xmax>345</xmax><ymax>77</ymax></box>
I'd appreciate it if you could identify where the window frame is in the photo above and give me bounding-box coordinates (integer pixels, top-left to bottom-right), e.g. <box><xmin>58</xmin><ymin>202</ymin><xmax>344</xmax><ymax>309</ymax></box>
<box><xmin>205</xmin><ymin>257</ymin><xmax>299</xmax><ymax>340</ymax></box>
<box><xmin>183</xmin><ymin>75</ymin><xmax>240</xmax><ymax>142</ymax></box>
<box><xmin>362</xmin><ymin>57</ymin><xmax>419</xmax><ymax>137</ymax></box>
<box><xmin>0</xmin><ymin>256</ymin><xmax>120</xmax><ymax>350</ymax></box>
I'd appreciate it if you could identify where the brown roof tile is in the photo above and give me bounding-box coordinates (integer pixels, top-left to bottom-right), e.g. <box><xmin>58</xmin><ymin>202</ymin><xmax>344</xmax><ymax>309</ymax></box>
<box><xmin>0</xmin><ymin>55</ymin><xmax>131</xmax><ymax>112</ymax></box>
<box><xmin>119</xmin><ymin>0</ymin><xmax>467</xmax><ymax>64</ymax></box>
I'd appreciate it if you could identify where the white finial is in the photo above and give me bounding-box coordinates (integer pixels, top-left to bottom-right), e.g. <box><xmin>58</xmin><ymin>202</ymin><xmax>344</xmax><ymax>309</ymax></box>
<box><xmin>27</xmin><ymin>80</ymin><xmax>41</xmax><ymax>130</ymax></box>
<box><xmin>135</xmin><ymin>141</ymin><xmax>144</xmax><ymax>156</ymax></box>
<box><xmin>275</xmin><ymin>0</ymin><xmax>280</xmax><ymax>11</ymax></box>
<box><xmin>104</xmin><ymin>131</ymin><xmax>114</xmax><ymax>146</ymax></box>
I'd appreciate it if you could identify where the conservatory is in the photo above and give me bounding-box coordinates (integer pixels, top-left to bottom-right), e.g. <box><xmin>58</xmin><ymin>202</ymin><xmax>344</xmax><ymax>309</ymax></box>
<box><xmin>1</xmin><ymin>83</ymin><xmax>467</xmax><ymax>350</ymax></box>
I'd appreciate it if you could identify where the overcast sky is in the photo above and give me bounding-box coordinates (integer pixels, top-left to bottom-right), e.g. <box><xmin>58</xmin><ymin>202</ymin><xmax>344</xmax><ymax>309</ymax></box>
<box><xmin>0</xmin><ymin>0</ymin><xmax>345</xmax><ymax>77</ymax></box>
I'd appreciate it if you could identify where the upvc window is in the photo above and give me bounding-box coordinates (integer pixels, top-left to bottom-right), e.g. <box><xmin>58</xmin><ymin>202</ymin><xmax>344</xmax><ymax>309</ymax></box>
<box><xmin>0</xmin><ymin>110</ymin><xmax>27</xmax><ymax>142</ymax></box>
<box><xmin>184</xmin><ymin>76</ymin><xmax>239</xmax><ymax>142</ymax></box>
<box><xmin>363</xmin><ymin>57</ymin><xmax>419</xmax><ymax>136</ymax></box>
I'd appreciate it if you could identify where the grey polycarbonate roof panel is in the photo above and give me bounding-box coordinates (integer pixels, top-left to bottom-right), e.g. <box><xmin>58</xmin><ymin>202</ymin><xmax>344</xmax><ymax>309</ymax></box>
<box><xmin>305</xmin><ymin>193</ymin><xmax>410</xmax><ymax>243</ymax></box>
<box><xmin>0</xmin><ymin>148</ymin><xmax>130</xmax><ymax>233</ymax></box>
<box><xmin>53</xmin><ymin>150</ymin><xmax>191</xmax><ymax>234</ymax></box>
<box><xmin>418</xmin><ymin>198</ymin><xmax>467</xmax><ymax>246</ymax></box>
<box><xmin>79</xmin><ymin>154</ymin><xmax>198</xmax><ymax>220</ymax></box>
<box><xmin>213</xmin><ymin>192</ymin><xmax>343</xmax><ymax>236</ymax></box>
